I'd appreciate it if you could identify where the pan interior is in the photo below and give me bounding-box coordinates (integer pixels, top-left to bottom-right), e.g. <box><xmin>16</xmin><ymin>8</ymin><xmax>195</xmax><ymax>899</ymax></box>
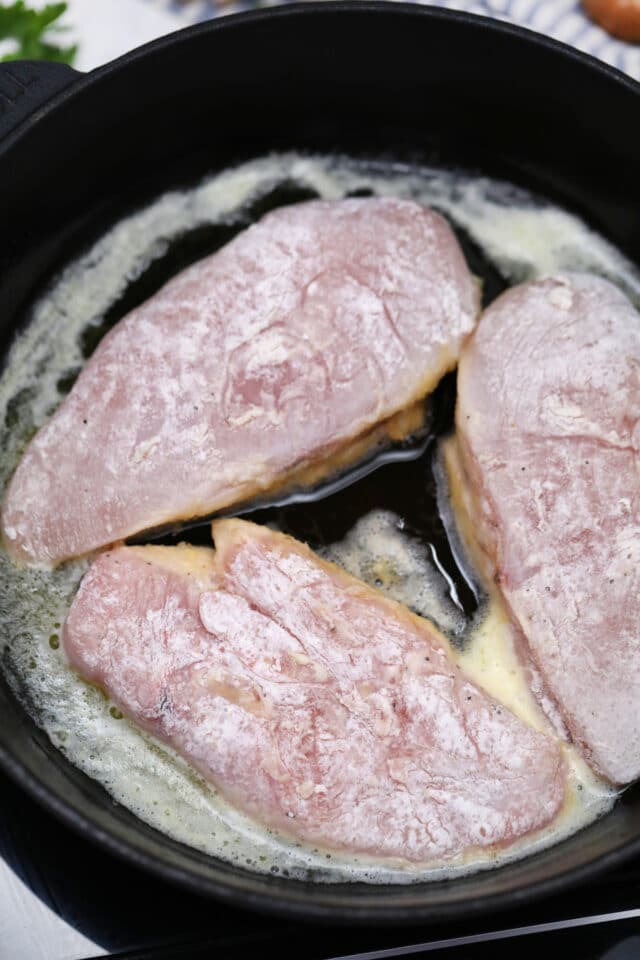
<box><xmin>1</xmin><ymin>152</ymin><xmax>639</xmax><ymax>893</ymax></box>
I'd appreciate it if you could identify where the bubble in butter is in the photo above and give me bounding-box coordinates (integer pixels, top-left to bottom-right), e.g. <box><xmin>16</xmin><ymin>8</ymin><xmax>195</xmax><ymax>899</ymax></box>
<box><xmin>0</xmin><ymin>152</ymin><xmax>631</xmax><ymax>884</ymax></box>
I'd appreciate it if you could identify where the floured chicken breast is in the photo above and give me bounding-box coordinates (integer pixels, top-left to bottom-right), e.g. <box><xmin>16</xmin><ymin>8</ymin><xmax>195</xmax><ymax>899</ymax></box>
<box><xmin>63</xmin><ymin>519</ymin><xmax>566</xmax><ymax>863</ymax></box>
<box><xmin>454</xmin><ymin>273</ymin><xmax>640</xmax><ymax>785</ymax></box>
<box><xmin>2</xmin><ymin>198</ymin><xmax>479</xmax><ymax>568</ymax></box>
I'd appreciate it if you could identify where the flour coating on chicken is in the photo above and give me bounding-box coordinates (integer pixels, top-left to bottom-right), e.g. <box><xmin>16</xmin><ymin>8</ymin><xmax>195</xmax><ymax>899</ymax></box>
<box><xmin>455</xmin><ymin>273</ymin><xmax>640</xmax><ymax>784</ymax></box>
<box><xmin>3</xmin><ymin>198</ymin><xmax>478</xmax><ymax>567</ymax></box>
<box><xmin>63</xmin><ymin>520</ymin><xmax>566</xmax><ymax>861</ymax></box>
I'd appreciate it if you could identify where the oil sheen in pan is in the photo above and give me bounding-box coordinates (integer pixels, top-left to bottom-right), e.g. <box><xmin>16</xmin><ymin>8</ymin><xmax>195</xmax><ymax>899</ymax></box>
<box><xmin>0</xmin><ymin>153</ymin><xmax>634</xmax><ymax>884</ymax></box>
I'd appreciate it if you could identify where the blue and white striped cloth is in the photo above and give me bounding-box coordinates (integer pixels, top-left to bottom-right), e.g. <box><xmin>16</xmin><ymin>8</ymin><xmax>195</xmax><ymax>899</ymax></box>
<box><xmin>148</xmin><ymin>0</ymin><xmax>640</xmax><ymax>80</ymax></box>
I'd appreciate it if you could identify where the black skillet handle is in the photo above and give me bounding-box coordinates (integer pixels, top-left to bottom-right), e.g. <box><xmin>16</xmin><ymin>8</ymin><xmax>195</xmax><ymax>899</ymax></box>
<box><xmin>0</xmin><ymin>60</ymin><xmax>80</xmax><ymax>142</ymax></box>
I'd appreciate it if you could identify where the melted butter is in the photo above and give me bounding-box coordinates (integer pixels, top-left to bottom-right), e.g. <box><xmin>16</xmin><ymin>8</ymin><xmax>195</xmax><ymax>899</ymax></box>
<box><xmin>0</xmin><ymin>152</ymin><xmax>631</xmax><ymax>884</ymax></box>
<box><xmin>462</xmin><ymin>601</ymin><xmax>545</xmax><ymax>732</ymax></box>
<box><xmin>323</xmin><ymin>510</ymin><xmax>466</xmax><ymax>638</ymax></box>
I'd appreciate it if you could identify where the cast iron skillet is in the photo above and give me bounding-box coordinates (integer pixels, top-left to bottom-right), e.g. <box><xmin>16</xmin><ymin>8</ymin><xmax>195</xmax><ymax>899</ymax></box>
<box><xmin>0</xmin><ymin>2</ymin><xmax>639</xmax><ymax>925</ymax></box>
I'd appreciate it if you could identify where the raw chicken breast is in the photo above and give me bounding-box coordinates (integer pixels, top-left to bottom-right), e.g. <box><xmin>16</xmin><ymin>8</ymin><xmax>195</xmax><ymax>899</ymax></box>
<box><xmin>455</xmin><ymin>273</ymin><xmax>640</xmax><ymax>784</ymax></box>
<box><xmin>3</xmin><ymin>198</ymin><xmax>479</xmax><ymax>568</ymax></box>
<box><xmin>63</xmin><ymin>519</ymin><xmax>566</xmax><ymax>863</ymax></box>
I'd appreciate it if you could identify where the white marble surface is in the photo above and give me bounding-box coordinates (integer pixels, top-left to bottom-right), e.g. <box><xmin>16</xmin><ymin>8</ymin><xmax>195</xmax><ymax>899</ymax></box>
<box><xmin>69</xmin><ymin>0</ymin><xmax>181</xmax><ymax>72</ymax></box>
<box><xmin>0</xmin><ymin>858</ymin><xmax>106</xmax><ymax>960</ymax></box>
<box><xmin>29</xmin><ymin>0</ymin><xmax>183</xmax><ymax>72</ymax></box>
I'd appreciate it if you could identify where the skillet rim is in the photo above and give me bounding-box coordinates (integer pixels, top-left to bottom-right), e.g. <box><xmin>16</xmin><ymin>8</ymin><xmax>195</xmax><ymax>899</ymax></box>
<box><xmin>0</xmin><ymin>0</ymin><xmax>638</xmax><ymax>161</ymax></box>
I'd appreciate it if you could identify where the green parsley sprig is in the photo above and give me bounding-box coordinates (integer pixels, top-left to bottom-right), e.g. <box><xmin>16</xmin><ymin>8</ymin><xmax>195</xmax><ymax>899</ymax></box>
<box><xmin>0</xmin><ymin>2</ymin><xmax>76</xmax><ymax>64</ymax></box>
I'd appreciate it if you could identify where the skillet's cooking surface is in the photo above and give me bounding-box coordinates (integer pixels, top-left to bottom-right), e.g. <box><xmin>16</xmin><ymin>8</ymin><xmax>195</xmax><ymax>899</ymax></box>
<box><xmin>0</xmin><ymin>2</ymin><xmax>639</xmax><ymax>922</ymax></box>
<box><xmin>4</xmin><ymin>151</ymin><xmax>632</xmax><ymax>885</ymax></box>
